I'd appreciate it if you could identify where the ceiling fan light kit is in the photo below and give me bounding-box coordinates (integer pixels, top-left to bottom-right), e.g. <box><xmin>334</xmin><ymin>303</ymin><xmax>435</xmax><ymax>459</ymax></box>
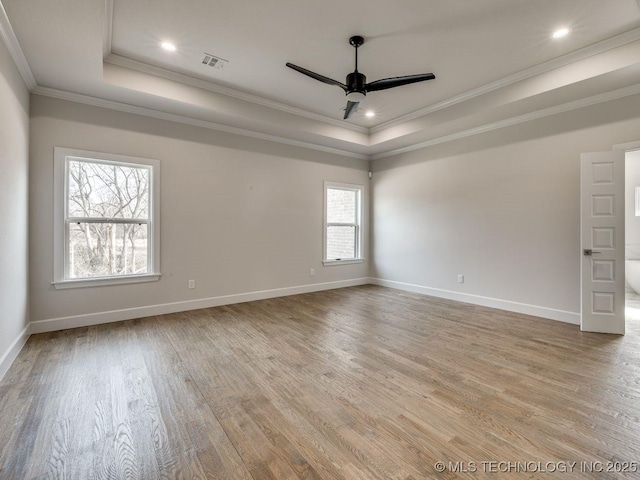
<box><xmin>346</xmin><ymin>91</ymin><xmax>365</xmax><ymax>102</ymax></box>
<box><xmin>286</xmin><ymin>35</ymin><xmax>435</xmax><ymax>120</ymax></box>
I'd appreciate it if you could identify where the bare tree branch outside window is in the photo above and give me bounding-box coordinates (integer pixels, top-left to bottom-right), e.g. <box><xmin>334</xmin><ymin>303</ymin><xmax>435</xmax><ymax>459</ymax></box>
<box><xmin>67</xmin><ymin>159</ymin><xmax>150</xmax><ymax>278</ymax></box>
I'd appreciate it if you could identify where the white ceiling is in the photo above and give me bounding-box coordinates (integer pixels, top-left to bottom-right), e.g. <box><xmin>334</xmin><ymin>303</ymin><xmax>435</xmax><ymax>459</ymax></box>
<box><xmin>3</xmin><ymin>0</ymin><xmax>640</xmax><ymax>159</ymax></box>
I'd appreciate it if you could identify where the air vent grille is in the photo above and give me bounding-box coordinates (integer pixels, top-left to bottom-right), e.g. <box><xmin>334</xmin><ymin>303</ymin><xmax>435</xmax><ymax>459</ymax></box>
<box><xmin>202</xmin><ymin>53</ymin><xmax>228</xmax><ymax>70</ymax></box>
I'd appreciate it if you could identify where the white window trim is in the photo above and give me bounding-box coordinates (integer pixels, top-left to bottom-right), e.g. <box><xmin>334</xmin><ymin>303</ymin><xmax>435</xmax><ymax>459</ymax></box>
<box><xmin>323</xmin><ymin>180</ymin><xmax>364</xmax><ymax>266</ymax></box>
<box><xmin>53</xmin><ymin>147</ymin><xmax>161</xmax><ymax>289</ymax></box>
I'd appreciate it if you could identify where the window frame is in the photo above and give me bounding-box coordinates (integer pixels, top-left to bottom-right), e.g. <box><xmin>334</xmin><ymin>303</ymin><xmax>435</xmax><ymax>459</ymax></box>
<box><xmin>53</xmin><ymin>147</ymin><xmax>161</xmax><ymax>289</ymax></box>
<box><xmin>323</xmin><ymin>181</ymin><xmax>364</xmax><ymax>266</ymax></box>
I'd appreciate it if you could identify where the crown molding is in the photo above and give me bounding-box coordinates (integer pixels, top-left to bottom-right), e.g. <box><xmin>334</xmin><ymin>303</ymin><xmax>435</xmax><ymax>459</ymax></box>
<box><xmin>32</xmin><ymin>78</ymin><xmax>640</xmax><ymax>163</ymax></box>
<box><xmin>103</xmin><ymin>0</ymin><xmax>113</xmax><ymax>59</ymax></box>
<box><xmin>30</xmin><ymin>5</ymin><xmax>640</xmax><ymax>163</ymax></box>
<box><xmin>371</xmin><ymin>82</ymin><xmax>640</xmax><ymax>160</ymax></box>
<box><xmin>613</xmin><ymin>140</ymin><xmax>640</xmax><ymax>151</ymax></box>
<box><xmin>32</xmin><ymin>86</ymin><xmax>370</xmax><ymax>160</ymax></box>
<box><xmin>104</xmin><ymin>26</ymin><xmax>640</xmax><ymax>139</ymax></box>
<box><xmin>0</xmin><ymin>0</ymin><xmax>36</xmax><ymax>90</ymax></box>
<box><xmin>370</xmin><ymin>27</ymin><xmax>640</xmax><ymax>134</ymax></box>
<box><xmin>104</xmin><ymin>54</ymin><xmax>369</xmax><ymax>135</ymax></box>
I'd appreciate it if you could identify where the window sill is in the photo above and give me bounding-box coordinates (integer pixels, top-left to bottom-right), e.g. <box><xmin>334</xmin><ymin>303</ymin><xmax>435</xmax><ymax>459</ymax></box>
<box><xmin>52</xmin><ymin>273</ymin><xmax>161</xmax><ymax>290</ymax></box>
<box><xmin>323</xmin><ymin>259</ymin><xmax>364</xmax><ymax>266</ymax></box>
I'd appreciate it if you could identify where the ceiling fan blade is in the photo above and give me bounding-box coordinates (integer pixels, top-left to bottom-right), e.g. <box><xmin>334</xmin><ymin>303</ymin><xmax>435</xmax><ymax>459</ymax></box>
<box><xmin>344</xmin><ymin>101</ymin><xmax>359</xmax><ymax>119</ymax></box>
<box><xmin>286</xmin><ymin>63</ymin><xmax>347</xmax><ymax>91</ymax></box>
<box><xmin>365</xmin><ymin>73</ymin><xmax>435</xmax><ymax>92</ymax></box>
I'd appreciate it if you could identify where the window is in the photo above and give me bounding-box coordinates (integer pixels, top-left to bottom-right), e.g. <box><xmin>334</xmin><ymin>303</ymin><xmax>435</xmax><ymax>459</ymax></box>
<box><xmin>324</xmin><ymin>181</ymin><xmax>363</xmax><ymax>265</ymax></box>
<box><xmin>53</xmin><ymin>148</ymin><xmax>160</xmax><ymax>288</ymax></box>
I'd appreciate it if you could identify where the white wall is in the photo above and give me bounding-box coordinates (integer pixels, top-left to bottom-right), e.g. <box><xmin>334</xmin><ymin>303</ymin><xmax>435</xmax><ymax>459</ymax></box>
<box><xmin>371</xmin><ymin>93</ymin><xmax>640</xmax><ymax>322</ymax></box>
<box><xmin>29</xmin><ymin>95</ymin><xmax>369</xmax><ymax>327</ymax></box>
<box><xmin>0</xmin><ymin>34</ymin><xmax>30</xmax><ymax>375</ymax></box>
<box><xmin>625</xmin><ymin>150</ymin><xmax>640</xmax><ymax>259</ymax></box>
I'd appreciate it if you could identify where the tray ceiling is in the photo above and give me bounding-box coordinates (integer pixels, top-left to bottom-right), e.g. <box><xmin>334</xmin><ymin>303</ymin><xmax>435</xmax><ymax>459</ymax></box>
<box><xmin>3</xmin><ymin>0</ymin><xmax>640</xmax><ymax>158</ymax></box>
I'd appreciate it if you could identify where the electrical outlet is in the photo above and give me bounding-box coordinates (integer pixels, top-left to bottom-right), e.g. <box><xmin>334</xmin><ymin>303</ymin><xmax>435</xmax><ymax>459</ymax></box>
<box><xmin>457</xmin><ymin>274</ymin><xmax>464</xmax><ymax>284</ymax></box>
<box><xmin>310</xmin><ymin>268</ymin><xmax>315</xmax><ymax>277</ymax></box>
<box><xmin>188</xmin><ymin>279</ymin><xmax>195</xmax><ymax>289</ymax></box>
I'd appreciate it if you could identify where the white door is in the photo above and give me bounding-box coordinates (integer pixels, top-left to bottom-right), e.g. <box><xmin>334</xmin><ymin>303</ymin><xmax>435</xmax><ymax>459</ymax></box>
<box><xmin>581</xmin><ymin>151</ymin><xmax>625</xmax><ymax>334</ymax></box>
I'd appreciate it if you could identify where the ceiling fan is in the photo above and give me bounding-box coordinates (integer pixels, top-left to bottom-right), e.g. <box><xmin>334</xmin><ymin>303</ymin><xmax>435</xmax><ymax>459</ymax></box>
<box><xmin>286</xmin><ymin>35</ymin><xmax>436</xmax><ymax>120</ymax></box>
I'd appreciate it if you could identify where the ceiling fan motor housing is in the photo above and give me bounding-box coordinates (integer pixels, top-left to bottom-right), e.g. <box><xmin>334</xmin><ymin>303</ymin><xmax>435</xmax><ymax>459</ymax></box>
<box><xmin>346</xmin><ymin>71</ymin><xmax>366</xmax><ymax>96</ymax></box>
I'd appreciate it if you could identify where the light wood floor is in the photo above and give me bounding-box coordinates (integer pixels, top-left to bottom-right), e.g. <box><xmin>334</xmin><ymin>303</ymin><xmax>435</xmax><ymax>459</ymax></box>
<box><xmin>1</xmin><ymin>285</ymin><xmax>639</xmax><ymax>479</ymax></box>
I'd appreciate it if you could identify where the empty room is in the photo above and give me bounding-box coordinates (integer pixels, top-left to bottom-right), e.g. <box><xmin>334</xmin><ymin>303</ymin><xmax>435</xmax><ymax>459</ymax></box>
<box><xmin>2</xmin><ymin>0</ymin><xmax>640</xmax><ymax>478</ymax></box>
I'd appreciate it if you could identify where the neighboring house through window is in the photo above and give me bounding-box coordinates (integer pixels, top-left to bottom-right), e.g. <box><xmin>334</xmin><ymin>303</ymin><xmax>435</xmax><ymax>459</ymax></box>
<box><xmin>324</xmin><ymin>181</ymin><xmax>363</xmax><ymax>265</ymax></box>
<box><xmin>53</xmin><ymin>148</ymin><xmax>160</xmax><ymax>288</ymax></box>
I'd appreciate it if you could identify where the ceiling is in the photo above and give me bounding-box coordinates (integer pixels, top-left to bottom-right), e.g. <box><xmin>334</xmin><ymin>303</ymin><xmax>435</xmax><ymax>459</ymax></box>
<box><xmin>2</xmin><ymin>0</ymin><xmax>640</xmax><ymax>159</ymax></box>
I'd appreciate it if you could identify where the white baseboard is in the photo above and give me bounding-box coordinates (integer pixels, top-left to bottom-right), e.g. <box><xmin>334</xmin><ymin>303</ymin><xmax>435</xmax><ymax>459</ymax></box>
<box><xmin>0</xmin><ymin>324</ymin><xmax>31</xmax><ymax>381</ymax></box>
<box><xmin>370</xmin><ymin>278</ymin><xmax>580</xmax><ymax>325</ymax></box>
<box><xmin>29</xmin><ymin>278</ymin><xmax>370</xmax><ymax>334</ymax></box>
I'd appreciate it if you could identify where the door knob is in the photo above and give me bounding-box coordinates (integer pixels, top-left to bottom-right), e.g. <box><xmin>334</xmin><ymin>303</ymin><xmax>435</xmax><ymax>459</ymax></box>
<box><xmin>583</xmin><ymin>249</ymin><xmax>602</xmax><ymax>256</ymax></box>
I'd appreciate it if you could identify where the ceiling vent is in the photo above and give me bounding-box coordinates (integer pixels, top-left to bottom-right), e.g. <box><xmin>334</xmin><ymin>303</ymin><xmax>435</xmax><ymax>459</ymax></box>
<box><xmin>201</xmin><ymin>53</ymin><xmax>228</xmax><ymax>70</ymax></box>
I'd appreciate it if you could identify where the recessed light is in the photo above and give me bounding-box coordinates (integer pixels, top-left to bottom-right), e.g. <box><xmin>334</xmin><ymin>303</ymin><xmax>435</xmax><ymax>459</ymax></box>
<box><xmin>552</xmin><ymin>27</ymin><xmax>570</xmax><ymax>39</ymax></box>
<box><xmin>365</xmin><ymin>111</ymin><xmax>375</xmax><ymax>118</ymax></box>
<box><xmin>161</xmin><ymin>42</ymin><xmax>177</xmax><ymax>52</ymax></box>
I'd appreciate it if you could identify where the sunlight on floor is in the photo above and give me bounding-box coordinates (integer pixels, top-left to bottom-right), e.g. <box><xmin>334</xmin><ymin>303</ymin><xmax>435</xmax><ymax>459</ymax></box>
<box><xmin>625</xmin><ymin>291</ymin><xmax>640</xmax><ymax>321</ymax></box>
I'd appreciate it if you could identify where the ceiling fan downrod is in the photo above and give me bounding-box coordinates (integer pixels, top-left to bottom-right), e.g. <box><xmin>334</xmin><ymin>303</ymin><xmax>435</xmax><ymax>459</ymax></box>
<box><xmin>346</xmin><ymin>36</ymin><xmax>366</xmax><ymax>103</ymax></box>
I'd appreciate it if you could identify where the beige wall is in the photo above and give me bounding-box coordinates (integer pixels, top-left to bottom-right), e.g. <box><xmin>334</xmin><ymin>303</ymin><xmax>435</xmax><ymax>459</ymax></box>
<box><xmin>29</xmin><ymin>95</ymin><xmax>369</xmax><ymax>323</ymax></box>
<box><xmin>371</xmin><ymin>93</ymin><xmax>640</xmax><ymax>317</ymax></box>
<box><xmin>0</xmin><ymin>35</ymin><xmax>29</xmax><ymax>363</ymax></box>
<box><xmin>20</xmin><ymin>66</ymin><xmax>640</xmax><ymax>343</ymax></box>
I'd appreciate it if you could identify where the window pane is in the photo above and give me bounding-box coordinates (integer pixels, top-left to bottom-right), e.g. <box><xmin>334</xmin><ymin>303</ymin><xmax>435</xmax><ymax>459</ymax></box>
<box><xmin>327</xmin><ymin>188</ymin><xmax>356</xmax><ymax>223</ymax></box>
<box><xmin>67</xmin><ymin>159</ymin><xmax>150</xmax><ymax>219</ymax></box>
<box><xmin>68</xmin><ymin>222</ymin><xmax>148</xmax><ymax>278</ymax></box>
<box><xmin>326</xmin><ymin>226</ymin><xmax>356</xmax><ymax>260</ymax></box>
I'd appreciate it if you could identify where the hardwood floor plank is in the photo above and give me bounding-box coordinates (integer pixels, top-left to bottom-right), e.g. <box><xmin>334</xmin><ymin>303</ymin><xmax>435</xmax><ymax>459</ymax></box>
<box><xmin>241</xmin><ymin>397</ymin><xmax>324</xmax><ymax>480</ymax></box>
